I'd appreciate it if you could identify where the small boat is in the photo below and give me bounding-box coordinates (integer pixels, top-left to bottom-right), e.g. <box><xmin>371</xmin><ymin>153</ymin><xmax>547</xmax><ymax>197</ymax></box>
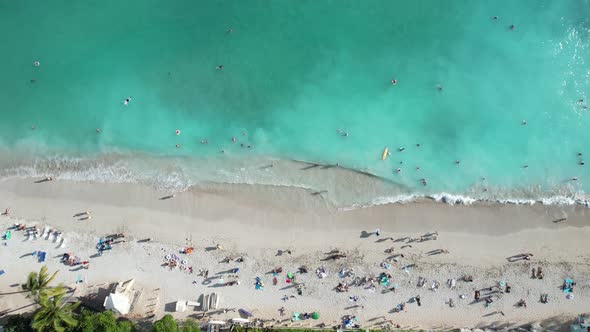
<box><xmin>232</xmin><ymin>318</ymin><xmax>250</xmax><ymax>324</ymax></box>
<box><xmin>382</xmin><ymin>147</ymin><xmax>389</xmax><ymax>160</ymax></box>
<box><xmin>209</xmin><ymin>292</ymin><xmax>219</xmax><ymax>310</ymax></box>
<box><xmin>239</xmin><ymin>308</ymin><xmax>253</xmax><ymax>317</ymax></box>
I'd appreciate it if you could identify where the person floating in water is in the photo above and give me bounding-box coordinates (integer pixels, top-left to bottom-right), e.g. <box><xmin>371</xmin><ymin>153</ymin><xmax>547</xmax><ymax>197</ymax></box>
<box><xmin>123</xmin><ymin>97</ymin><xmax>132</xmax><ymax>106</ymax></box>
<box><xmin>176</xmin><ymin>130</ymin><xmax>181</xmax><ymax>135</ymax></box>
<box><xmin>216</xmin><ymin>65</ymin><xmax>224</xmax><ymax>70</ymax></box>
<box><xmin>226</xmin><ymin>27</ymin><xmax>233</xmax><ymax>33</ymax></box>
<box><xmin>33</xmin><ymin>61</ymin><xmax>40</xmax><ymax>67</ymax></box>
<box><xmin>391</xmin><ymin>79</ymin><xmax>398</xmax><ymax>85</ymax></box>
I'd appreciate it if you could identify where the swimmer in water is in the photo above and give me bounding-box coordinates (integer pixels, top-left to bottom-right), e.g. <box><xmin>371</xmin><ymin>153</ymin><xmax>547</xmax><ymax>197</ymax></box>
<box><xmin>578</xmin><ymin>99</ymin><xmax>584</xmax><ymax>103</ymax></box>
<box><xmin>416</xmin><ymin>166</ymin><xmax>420</xmax><ymax>171</ymax></box>
<box><xmin>96</xmin><ymin>128</ymin><xmax>101</xmax><ymax>133</ymax></box>
<box><xmin>522</xmin><ymin>120</ymin><xmax>527</xmax><ymax>125</ymax></box>
<box><xmin>399</xmin><ymin>147</ymin><xmax>405</xmax><ymax>152</ymax></box>
<box><xmin>33</xmin><ymin>61</ymin><xmax>40</xmax><ymax>67</ymax></box>
<box><xmin>123</xmin><ymin>97</ymin><xmax>132</xmax><ymax>105</ymax></box>
<box><xmin>399</xmin><ymin>161</ymin><xmax>404</xmax><ymax>165</ymax></box>
<box><xmin>31</xmin><ymin>125</ymin><xmax>36</xmax><ymax>130</ymax></box>
<box><xmin>176</xmin><ymin>144</ymin><xmax>181</xmax><ymax>148</ymax></box>
<box><xmin>438</xmin><ymin>85</ymin><xmax>444</xmax><ymax>91</ymax></box>
<box><xmin>216</xmin><ymin>65</ymin><xmax>224</xmax><ymax>70</ymax></box>
<box><xmin>232</xmin><ymin>137</ymin><xmax>236</xmax><ymax>143</ymax></box>
<box><xmin>226</xmin><ymin>27</ymin><xmax>233</xmax><ymax>33</ymax></box>
<box><xmin>201</xmin><ymin>139</ymin><xmax>208</xmax><ymax>144</ymax></box>
<box><xmin>416</xmin><ymin>143</ymin><xmax>421</xmax><ymax>147</ymax></box>
<box><xmin>577</xmin><ymin>153</ymin><xmax>583</xmax><ymax>156</ymax></box>
<box><xmin>455</xmin><ymin>160</ymin><xmax>461</xmax><ymax>165</ymax></box>
<box><xmin>176</xmin><ymin>130</ymin><xmax>181</xmax><ymax>135</ymax></box>
<box><xmin>580</xmin><ymin>161</ymin><xmax>585</xmax><ymax>165</ymax></box>
<box><xmin>396</xmin><ymin>168</ymin><xmax>401</xmax><ymax>173</ymax></box>
<box><xmin>523</xmin><ymin>164</ymin><xmax>529</xmax><ymax>168</ymax></box>
<box><xmin>572</xmin><ymin>177</ymin><xmax>579</xmax><ymax>181</ymax></box>
<box><xmin>391</xmin><ymin>79</ymin><xmax>398</xmax><ymax>85</ymax></box>
<box><xmin>492</xmin><ymin>16</ymin><xmax>498</xmax><ymax>20</ymax></box>
<box><xmin>510</xmin><ymin>24</ymin><xmax>516</xmax><ymax>30</ymax></box>
<box><xmin>343</xmin><ymin>132</ymin><xmax>349</xmax><ymax>137</ymax></box>
<box><xmin>421</xmin><ymin>178</ymin><xmax>428</xmax><ymax>186</ymax></box>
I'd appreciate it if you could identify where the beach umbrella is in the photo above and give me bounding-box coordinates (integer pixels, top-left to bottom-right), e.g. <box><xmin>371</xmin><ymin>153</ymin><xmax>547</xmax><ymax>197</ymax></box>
<box><xmin>311</xmin><ymin>312</ymin><xmax>320</xmax><ymax>319</ymax></box>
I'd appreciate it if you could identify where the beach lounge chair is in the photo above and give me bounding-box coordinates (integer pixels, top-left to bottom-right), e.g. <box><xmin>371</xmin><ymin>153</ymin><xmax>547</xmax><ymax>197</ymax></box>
<box><xmin>38</xmin><ymin>251</ymin><xmax>46</xmax><ymax>263</ymax></box>
<box><xmin>54</xmin><ymin>233</ymin><xmax>61</xmax><ymax>244</ymax></box>
<box><xmin>45</xmin><ymin>228</ymin><xmax>53</xmax><ymax>240</ymax></box>
<box><xmin>58</xmin><ymin>237</ymin><xmax>66</xmax><ymax>249</ymax></box>
<box><xmin>41</xmin><ymin>227</ymin><xmax>49</xmax><ymax>239</ymax></box>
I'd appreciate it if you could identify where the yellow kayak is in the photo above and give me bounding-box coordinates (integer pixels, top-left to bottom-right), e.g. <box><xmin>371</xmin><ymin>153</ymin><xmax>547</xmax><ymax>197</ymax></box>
<box><xmin>382</xmin><ymin>147</ymin><xmax>389</xmax><ymax>160</ymax></box>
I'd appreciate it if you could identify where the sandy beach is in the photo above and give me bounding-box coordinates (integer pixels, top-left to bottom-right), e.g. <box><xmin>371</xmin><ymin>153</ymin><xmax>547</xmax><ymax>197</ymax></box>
<box><xmin>1</xmin><ymin>177</ymin><xmax>589</xmax><ymax>330</ymax></box>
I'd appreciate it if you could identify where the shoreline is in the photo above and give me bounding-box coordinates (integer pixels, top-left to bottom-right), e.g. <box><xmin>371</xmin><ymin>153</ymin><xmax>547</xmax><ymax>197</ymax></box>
<box><xmin>1</xmin><ymin>178</ymin><xmax>589</xmax><ymax>330</ymax></box>
<box><xmin>0</xmin><ymin>152</ymin><xmax>588</xmax><ymax>210</ymax></box>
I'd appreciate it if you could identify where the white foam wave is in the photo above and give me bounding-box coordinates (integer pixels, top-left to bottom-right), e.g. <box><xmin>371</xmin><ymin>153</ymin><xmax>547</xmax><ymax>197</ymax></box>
<box><xmin>1</xmin><ymin>155</ymin><xmax>589</xmax><ymax>210</ymax></box>
<box><xmin>430</xmin><ymin>193</ymin><xmax>477</xmax><ymax>206</ymax></box>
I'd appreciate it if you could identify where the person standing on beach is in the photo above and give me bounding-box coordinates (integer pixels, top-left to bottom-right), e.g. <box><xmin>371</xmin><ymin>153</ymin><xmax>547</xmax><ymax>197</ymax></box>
<box><xmin>375</xmin><ymin>228</ymin><xmax>381</xmax><ymax>236</ymax></box>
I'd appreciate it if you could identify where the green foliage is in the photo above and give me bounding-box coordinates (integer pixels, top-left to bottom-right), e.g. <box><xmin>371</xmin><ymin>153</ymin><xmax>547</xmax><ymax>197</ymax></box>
<box><xmin>22</xmin><ymin>266</ymin><xmax>58</xmax><ymax>298</ymax></box>
<box><xmin>71</xmin><ymin>309</ymin><xmax>135</xmax><ymax>332</ymax></box>
<box><xmin>32</xmin><ymin>286</ymin><xmax>80</xmax><ymax>332</ymax></box>
<box><xmin>4</xmin><ymin>315</ymin><xmax>34</xmax><ymax>332</ymax></box>
<box><xmin>152</xmin><ymin>314</ymin><xmax>178</xmax><ymax>332</ymax></box>
<box><xmin>178</xmin><ymin>319</ymin><xmax>200</xmax><ymax>332</ymax></box>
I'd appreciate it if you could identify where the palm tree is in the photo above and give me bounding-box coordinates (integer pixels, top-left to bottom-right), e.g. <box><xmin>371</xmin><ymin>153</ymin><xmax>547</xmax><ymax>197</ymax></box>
<box><xmin>32</xmin><ymin>286</ymin><xmax>79</xmax><ymax>332</ymax></box>
<box><xmin>22</xmin><ymin>266</ymin><xmax>58</xmax><ymax>298</ymax></box>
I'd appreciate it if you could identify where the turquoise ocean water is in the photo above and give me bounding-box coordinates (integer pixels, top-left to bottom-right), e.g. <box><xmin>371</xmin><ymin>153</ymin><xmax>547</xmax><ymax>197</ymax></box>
<box><xmin>1</xmin><ymin>0</ymin><xmax>589</xmax><ymax>207</ymax></box>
